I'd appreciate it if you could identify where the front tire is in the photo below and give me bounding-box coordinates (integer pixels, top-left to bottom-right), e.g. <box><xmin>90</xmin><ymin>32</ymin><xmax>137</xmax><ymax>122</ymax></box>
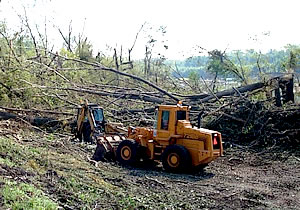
<box><xmin>162</xmin><ymin>144</ymin><xmax>191</xmax><ymax>173</ymax></box>
<box><xmin>116</xmin><ymin>140</ymin><xmax>140</xmax><ymax>166</ymax></box>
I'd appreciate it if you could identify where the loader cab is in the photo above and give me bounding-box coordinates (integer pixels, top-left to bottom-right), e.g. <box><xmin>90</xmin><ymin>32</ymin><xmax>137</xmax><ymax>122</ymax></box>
<box><xmin>90</xmin><ymin>106</ymin><xmax>105</xmax><ymax>125</ymax></box>
<box><xmin>153</xmin><ymin>104</ymin><xmax>189</xmax><ymax>143</ymax></box>
<box><xmin>86</xmin><ymin>104</ymin><xmax>105</xmax><ymax>132</ymax></box>
<box><xmin>77</xmin><ymin>104</ymin><xmax>104</xmax><ymax>122</ymax></box>
<box><xmin>76</xmin><ymin>103</ymin><xmax>106</xmax><ymax>142</ymax></box>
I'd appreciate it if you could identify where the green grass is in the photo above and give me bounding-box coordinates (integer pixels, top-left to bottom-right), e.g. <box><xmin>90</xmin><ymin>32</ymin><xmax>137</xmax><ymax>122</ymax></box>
<box><xmin>1</xmin><ymin>180</ymin><xmax>58</xmax><ymax>210</ymax></box>
<box><xmin>0</xmin><ymin>134</ymin><xmax>148</xmax><ymax>209</ymax></box>
<box><xmin>0</xmin><ymin>157</ymin><xmax>15</xmax><ymax>167</ymax></box>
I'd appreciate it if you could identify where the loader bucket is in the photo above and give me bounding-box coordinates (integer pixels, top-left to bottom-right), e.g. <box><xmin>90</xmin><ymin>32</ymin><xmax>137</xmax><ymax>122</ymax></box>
<box><xmin>92</xmin><ymin>135</ymin><xmax>125</xmax><ymax>161</ymax></box>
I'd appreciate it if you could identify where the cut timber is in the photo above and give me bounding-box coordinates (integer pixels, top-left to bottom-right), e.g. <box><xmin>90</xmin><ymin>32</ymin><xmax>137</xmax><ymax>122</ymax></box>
<box><xmin>200</xmin><ymin>82</ymin><xmax>264</xmax><ymax>103</ymax></box>
<box><xmin>0</xmin><ymin>106</ymin><xmax>73</xmax><ymax>116</ymax></box>
<box><xmin>0</xmin><ymin>111</ymin><xmax>17</xmax><ymax>120</ymax></box>
<box><xmin>190</xmin><ymin>75</ymin><xmax>295</xmax><ymax>104</ymax></box>
<box><xmin>0</xmin><ymin>110</ymin><xmax>61</xmax><ymax>128</ymax></box>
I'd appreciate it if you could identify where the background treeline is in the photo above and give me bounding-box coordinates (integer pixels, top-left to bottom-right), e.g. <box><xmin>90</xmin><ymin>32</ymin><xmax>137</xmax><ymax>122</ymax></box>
<box><xmin>174</xmin><ymin>48</ymin><xmax>300</xmax><ymax>80</ymax></box>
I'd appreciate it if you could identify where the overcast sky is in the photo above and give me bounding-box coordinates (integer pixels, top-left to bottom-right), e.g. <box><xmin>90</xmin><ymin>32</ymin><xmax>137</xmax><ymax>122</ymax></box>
<box><xmin>1</xmin><ymin>0</ymin><xmax>300</xmax><ymax>59</ymax></box>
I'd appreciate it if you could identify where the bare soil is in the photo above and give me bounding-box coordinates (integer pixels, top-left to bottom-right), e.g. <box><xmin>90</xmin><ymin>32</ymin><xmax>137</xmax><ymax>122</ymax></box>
<box><xmin>99</xmin><ymin>148</ymin><xmax>300</xmax><ymax>209</ymax></box>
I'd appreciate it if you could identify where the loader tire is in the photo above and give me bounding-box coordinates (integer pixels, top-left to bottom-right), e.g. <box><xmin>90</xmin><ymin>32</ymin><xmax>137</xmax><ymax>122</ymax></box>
<box><xmin>116</xmin><ymin>140</ymin><xmax>140</xmax><ymax>166</ymax></box>
<box><xmin>162</xmin><ymin>144</ymin><xmax>191</xmax><ymax>173</ymax></box>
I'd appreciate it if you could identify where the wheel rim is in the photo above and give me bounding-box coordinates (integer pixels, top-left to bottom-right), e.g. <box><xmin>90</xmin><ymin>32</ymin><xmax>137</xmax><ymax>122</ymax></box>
<box><xmin>167</xmin><ymin>153</ymin><xmax>180</xmax><ymax>168</ymax></box>
<box><xmin>120</xmin><ymin>146</ymin><xmax>131</xmax><ymax>160</ymax></box>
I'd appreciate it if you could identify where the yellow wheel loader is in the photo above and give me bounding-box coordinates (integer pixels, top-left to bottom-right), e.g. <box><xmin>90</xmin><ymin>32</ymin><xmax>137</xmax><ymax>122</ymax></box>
<box><xmin>92</xmin><ymin>102</ymin><xmax>223</xmax><ymax>173</ymax></box>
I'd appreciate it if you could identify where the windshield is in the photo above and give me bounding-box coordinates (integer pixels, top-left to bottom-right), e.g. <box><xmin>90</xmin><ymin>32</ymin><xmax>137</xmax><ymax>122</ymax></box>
<box><xmin>161</xmin><ymin>110</ymin><xmax>170</xmax><ymax>130</ymax></box>
<box><xmin>93</xmin><ymin>109</ymin><xmax>104</xmax><ymax>122</ymax></box>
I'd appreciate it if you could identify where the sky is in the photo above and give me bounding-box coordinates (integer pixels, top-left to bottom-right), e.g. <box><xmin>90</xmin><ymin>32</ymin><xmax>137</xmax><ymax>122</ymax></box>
<box><xmin>1</xmin><ymin>0</ymin><xmax>300</xmax><ymax>59</ymax></box>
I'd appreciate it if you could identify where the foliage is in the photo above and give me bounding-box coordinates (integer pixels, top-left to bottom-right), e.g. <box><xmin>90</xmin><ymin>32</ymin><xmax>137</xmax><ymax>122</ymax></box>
<box><xmin>188</xmin><ymin>70</ymin><xmax>201</xmax><ymax>89</ymax></box>
<box><xmin>282</xmin><ymin>44</ymin><xmax>300</xmax><ymax>72</ymax></box>
<box><xmin>207</xmin><ymin>50</ymin><xmax>232</xmax><ymax>77</ymax></box>
<box><xmin>0</xmin><ymin>20</ymin><xmax>176</xmax><ymax>114</ymax></box>
<box><xmin>176</xmin><ymin>47</ymin><xmax>300</xmax><ymax>85</ymax></box>
<box><xmin>75</xmin><ymin>37</ymin><xmax>94</xmax><ymax>62</ymax></box>
<box><xmin>1</xmin><ymin>180</ymin><xmax>58</xmax><ymax>209</ymax></box>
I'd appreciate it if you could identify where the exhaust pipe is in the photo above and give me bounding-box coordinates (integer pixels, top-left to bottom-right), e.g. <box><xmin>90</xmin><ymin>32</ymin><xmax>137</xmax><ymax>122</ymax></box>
<box><xmin>198</xmin><ymin>111</ymin><xmax>204</xmax><ymax>128</ymax></box>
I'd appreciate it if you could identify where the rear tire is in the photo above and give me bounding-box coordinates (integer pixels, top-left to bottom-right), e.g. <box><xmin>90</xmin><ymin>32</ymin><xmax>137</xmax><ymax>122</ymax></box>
<box><xmin>116</xmin><ymin>140</ymin><xmax>140</xmax><ymax>166</ymax></box>
<box><xmin>162</xmin><ymin>144</ymin><xmax>191</xmax><ymax>173</ymax></box>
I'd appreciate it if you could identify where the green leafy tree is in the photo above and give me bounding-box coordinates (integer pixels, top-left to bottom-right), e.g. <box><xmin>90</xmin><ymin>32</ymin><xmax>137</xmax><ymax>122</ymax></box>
<box><xmin>282</xmin><ymin>45</ymin><xmax>300</xmax><ymax>72</ymax></box>
<box><xmin>207</xmin><ymin>50</ymin><xmax>251</xmax><ymax>85</ymax></box>
<box><xmin>75</xmin><ymin>37</ymin><xmax>93</xmax><ymax>62</ymax></box>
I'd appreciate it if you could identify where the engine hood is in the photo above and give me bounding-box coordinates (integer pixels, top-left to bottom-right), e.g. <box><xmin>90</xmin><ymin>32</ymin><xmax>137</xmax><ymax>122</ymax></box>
<box><xmin>176</xmin><ymin>120</ymin><xmax>220</xmax><ymax>139</ymax></box>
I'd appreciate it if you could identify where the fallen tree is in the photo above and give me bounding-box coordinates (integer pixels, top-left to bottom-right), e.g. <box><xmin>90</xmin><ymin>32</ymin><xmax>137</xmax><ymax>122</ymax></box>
<box><xmin>0</xmin><ymin>107</ymin><xmax>70</xmax><ymax>129</ymax></box>
<box><xmin>206</xmin><ymin>100</ymin><xmax>300</xmax><ymax>148</ymax></box>
<box><xmin>56</xmin><ymin>54</ymin><xmax>180</xmax><ymax>103</ymax></box>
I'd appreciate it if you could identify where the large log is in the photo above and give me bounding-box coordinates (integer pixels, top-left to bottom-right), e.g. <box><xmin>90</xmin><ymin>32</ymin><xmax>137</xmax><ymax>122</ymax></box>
<box><xmin>183</xmin><ymin>75</ymin><xmax>294</xmax><ymax>103</ymax></box>
<box><xmin>199</xmin><ymin>82</ymin><xmax>265</xmax><ymax>103</ymax></box>
<box><xmin>0</xmin><ymin>106</ymin><xmax>74</xmax><ymax>116</ymax></box>
<box><xmin>0</xmin><ymin>111</ymin><xmax>17</xmax><ymax>120</ymax></box>
<box><xmin>0</xmin><ymin>110</ymin><xmax>61</xmax><ymax>128</ymax></box>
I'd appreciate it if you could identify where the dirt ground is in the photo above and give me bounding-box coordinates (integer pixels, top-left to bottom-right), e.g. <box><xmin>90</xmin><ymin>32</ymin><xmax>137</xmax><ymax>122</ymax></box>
<box><xmin>0</xmin><ymin>123</ymin><xmax>299</xmax><ymax>209</ymax></box>
<box><xmin>101</xmin><ymin>148</ymin><xmax>300</xmax><ymax>209</ymax></box>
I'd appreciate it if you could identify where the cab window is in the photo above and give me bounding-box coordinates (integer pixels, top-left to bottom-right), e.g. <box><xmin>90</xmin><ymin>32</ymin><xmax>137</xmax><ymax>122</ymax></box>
<box><xmin>153</xmin><ymin>109</ymin><xmax>158</xmax><ymax>129</ymax></box>
<box><xmin>93</xmin><ymin>109</ymin><xmax>104</xmax><ymax>122</ymax></box>
<box><xmin>176</xmin><ymin>111</ymin><xmax>186</xmax><ymax>121</ymax></box>
<box><xmin>161</xmin><ymin>110</ymin><xmax>170</xmax><ymax>130</ymax></box>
